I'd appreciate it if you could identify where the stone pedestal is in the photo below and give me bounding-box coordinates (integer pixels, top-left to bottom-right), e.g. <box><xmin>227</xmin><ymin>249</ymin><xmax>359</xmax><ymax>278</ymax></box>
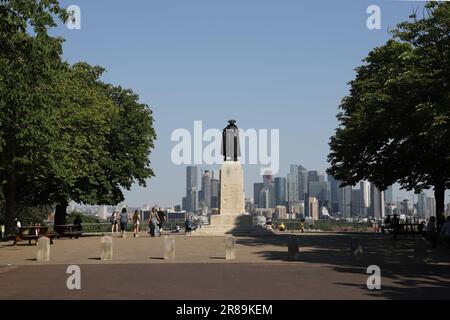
<box><xmin>225</xmin><ymin>235</ymin><xmax>236</xmax><ymax>260</ymax></box>
<box><xmin>192</xmin><ymin>162</ymin><xmax>273</xmax><ymax>236</ymax></box>
<box><xmin>37</xmin><ymin>237</ymin><xmax>50</xmax><ymax>262</ymax></box>
<box><xmin>101</xmin><ymin>236</ymin><xmax>113</xmax><ymax>261</ymax></box>
<box><xmin>164</xmin><ymin>236</ymin><xmax>176</xmax><ymax>260</ymax></box>
<box><xmin>220</xmin><ymin>161</ymin><xmax>245</xmax><ymax>215</ymax></box>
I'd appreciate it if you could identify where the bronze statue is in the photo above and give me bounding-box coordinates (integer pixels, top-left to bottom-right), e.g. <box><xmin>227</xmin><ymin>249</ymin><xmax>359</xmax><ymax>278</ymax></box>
<box><xmin>221</xmin><ymin>120</ymin><xmax>241</xmax><ymax>162</ymax></box>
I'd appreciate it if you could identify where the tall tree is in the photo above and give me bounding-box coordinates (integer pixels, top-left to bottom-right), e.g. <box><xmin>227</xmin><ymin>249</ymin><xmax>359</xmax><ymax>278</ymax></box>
<box><xmin>327</xmin><ymin>2</ymin><xmax>449</xmax><ymax>222</ymax></box>
<box><xmin>0</xmin><ymin>0</ymin><xmax>68</xmax><ymax>233</ymax></box>
<box><xmin>0</xmin><ymin>1</ymin><xmax>157</xmax><ymax>233</ymax></box>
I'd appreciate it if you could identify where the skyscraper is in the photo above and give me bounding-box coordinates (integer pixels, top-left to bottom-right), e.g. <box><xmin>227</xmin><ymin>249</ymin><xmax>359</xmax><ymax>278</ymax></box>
<box><xmin>298</xmin><ymin>166</ymin><xmax>308</xmax><ymax>201</ymax></box>
<box><xmin>308</xmin><ymin>197</ymin><xmax>319</xmax><ymax>220</ymax></box>
<box><xmin>186</xmin><ymin>166</ymin><xmax>199</xmax><ymax>213</ymax></box>
<box><xmin>351</xmin><ymin>189</ymin><xmax>362</xmax><ymax>217</ymax></box>
<box><xmin>328</xmin><ymin>174</ymin><xmax>340</xmax><ymax>214</ymax></box>
<box><xmin>274</xmin><ymin>177</ymin><xmax>287</xmax><ymax>206</ymax></box>
<box><xmin>370</xmin><ymin>183</ymin><xmax>385</xmax><ymax>219</ymax></box>
<box><xmin>287</xmin><ymin>165</ymin><xmax>299</xmax><ymax>203</ymax></box>
<box><xmin>201</xmin><ymin>170</ymin><xmax>212</xmax><ymax>209</ymax></box>
<box><xmin>210</xmin><ymin>178</ymin><xmax>219</xmax><ymax>209</ymax></box>
<box><xmin>417</xmin><ymin>192</ymin><xmax>427</xmax><ymax>218</ymax></box>
<box><xmin>308</xmin><ymin>181</ymin><xmax>331</xmax><ymax>212</ymax></box>
<box><xmin>339</xmin><ymin>185</ymin><xmax>352</xmax><ymax>218</ymax></box>
<box><xmin>426</xmin><ymin>197</ymin><xmax>436</xmax><ymax>219</ymax></box>
<box><xmin>385</xmin><ymin>185</ymin><xmax>394</xmax><ymax>203</ymax></box>
<box><xmin>360</xmin><ymin>181</ymin><xmax>371</xmax><ymax>217</ymax></box>
<box><xmin>253</xmin><ymin>183</ymin><xmax>264</xmax><ymax>208</ymax></box>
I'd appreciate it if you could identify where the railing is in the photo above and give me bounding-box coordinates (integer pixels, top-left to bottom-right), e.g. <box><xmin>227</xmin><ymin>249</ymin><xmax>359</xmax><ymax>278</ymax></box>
<box><xmin>46</xmin><ymin>221</ymin><xmax>189</xmax><ymax>234</ymax></box>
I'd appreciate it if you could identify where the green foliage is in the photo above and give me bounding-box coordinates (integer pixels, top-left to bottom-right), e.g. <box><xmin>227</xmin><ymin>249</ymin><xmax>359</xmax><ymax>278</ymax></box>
<box><xmin>0</xmin><ymin>0</ymin><xmax>157</xmax><ymax>232</ymax></box>
<box><xmin>328</xmin><ymin>2</ymin><xmax>450</xmax><ymax>218</ymax></box>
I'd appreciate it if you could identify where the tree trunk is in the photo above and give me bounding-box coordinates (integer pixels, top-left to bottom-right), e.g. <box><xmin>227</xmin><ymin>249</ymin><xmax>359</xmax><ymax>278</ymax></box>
<box><xmin>434</xmin><ymin>183</ymin><xmax>445</xmax><ymax>225</ymax></box>
<box><xmin>4</xmin><ymin>173</ymin><xmax>18</xmax><ymax>236</ymax></box>
<box><xmin>54</xmin><ymin>201</ymin><xmax>68</xmax><ymax>234</ymax></box>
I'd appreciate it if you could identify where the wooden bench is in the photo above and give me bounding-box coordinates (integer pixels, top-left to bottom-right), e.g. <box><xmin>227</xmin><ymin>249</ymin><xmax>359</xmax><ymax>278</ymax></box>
<box><xmin>390</xmin><ymin>224</ymin><xmax>424</xmax><ymax>240</ymax></box>
<box><xmin>13</xmin><ymin>226</ymin><xmax>54</xmax><ymax>245</ymax></box>
<box><xmin>54</xmin><ymin>225</ymin><xmax>83</xmax><ymax>239</ymax></box>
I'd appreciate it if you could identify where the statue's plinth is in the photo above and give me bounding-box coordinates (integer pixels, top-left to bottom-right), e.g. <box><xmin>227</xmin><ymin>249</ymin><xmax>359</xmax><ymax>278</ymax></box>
<box><xmin>219</xmin><ymin>161</ymin><xmax>245</xmax><ymax>215</ymax></box>
<box><xmin>193</xmin><ymin>161</ymin><xmax>272</xmax><ymax>236</ymax></box>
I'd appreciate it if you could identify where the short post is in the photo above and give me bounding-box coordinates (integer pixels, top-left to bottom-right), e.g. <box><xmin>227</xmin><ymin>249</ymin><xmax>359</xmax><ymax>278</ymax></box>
<box><xmin>37</xmin><ymin>237</ymin><xmax>50</xmax><ymax>262</ymax></box>
<box><xmin>225</xmin><ymin>235</ymin><xmax>236</xmax><ymax>260</ymax></box>
<box><xmin>287</xmin><ymin>235</ymin><xmax>300</xmax><ymax>261</ymax></box>
<box><xmin>350</xmin><ymin>237</ymin><xmax>363</xmax><ymax>260</ymax></box>
<box><xmin>164</xmin><ymin>236</ymin><xmax>175</xmax><ymax>260</ymax></box>
<box><xmin>414</xmin><ymin>238</ymin><xmax>427</xmax><ymax>263</ymax></box>
<box><xmin>101</xmin><ymin>236</ymin><xmax>113</xmax><ymax>261</ymax></box>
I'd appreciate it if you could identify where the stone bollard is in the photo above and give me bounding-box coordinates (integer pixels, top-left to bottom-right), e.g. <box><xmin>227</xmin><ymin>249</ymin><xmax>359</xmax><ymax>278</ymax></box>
<box><xmin>350</xmin><ymin>237</ymin><xmax>363</xmax><ymax>260</ymax></box>
<box><xmin>37</xmin><ymin>237</ymin><xmax>50</xmax><ymax>262</ymax></box>
<box><xmin>414</xmin><ymin>238</ymin><xmax>427</xmax><ymax>263</ymax></box>
<box><xmin>164</xmin><ymin>236</ymin><xmax>176</xmax><ymax>260</ymax></box>
<box><xmin>225</xmin><ymin>235</ymin><xmax>236</xmax><ymax>260</ymax></box>
<box><xmin>287</xmin><ymin>235</ymin><xmax>300</xmax><ymax>261</ymax></box>
<box><xmin>101</xmin><ymin>236</ymin><xmax>113</xmax><ymax>261</ymax></box>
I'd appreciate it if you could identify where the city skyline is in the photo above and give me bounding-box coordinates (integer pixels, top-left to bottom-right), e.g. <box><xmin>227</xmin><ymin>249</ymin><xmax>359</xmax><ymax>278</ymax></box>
<box><xmin>51</xmin><ymin>1</ymin><xmax>450</xmax><ymax>206</ymax></box>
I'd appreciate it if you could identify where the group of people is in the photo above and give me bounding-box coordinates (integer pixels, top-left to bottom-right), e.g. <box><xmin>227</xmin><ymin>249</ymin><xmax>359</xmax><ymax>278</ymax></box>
<box><xmin>384</xmin><ymin>214</ymin><xmax>450</xmax><ymax>247</ymax></box>
<box><xmin>424</xmin><ymin>216</ymin><xmax>450</xmax><ymax>248</ymax></box>
<box><xmin>109</xmin><ymin>207</ymin><xmax>166</xmax><ymax>238</ymax></box>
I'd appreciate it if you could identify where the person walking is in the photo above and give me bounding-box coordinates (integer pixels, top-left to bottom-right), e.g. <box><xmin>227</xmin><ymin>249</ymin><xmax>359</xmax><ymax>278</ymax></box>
<box><xmin>148</xmin><ymin>207</ymin><xmax>160</xmax><ymax>237</ymax></box>
<box><xmin>119</xmin><ymin>208</ymin><xmax>129</xmax><ymax>238</ymax></box>
<box><xmin>110</xmin><ymin>211</ymin><xmax>118</xmax><ymax>233</ymax></box>
<box><xmin>185</xmin><ymin>215</ymin><xmax>193</xmax><ymax>236</ymax></box>
<box><xmin>157</xmin><ymin>207</ymin><xmax>166</xmax><ymax>233</ymax></box>
<box><xmin>426</xmin><ymin>216</ymin><xmax>438</xmax><ymax>248</ymax></box>
<box><xmin>132</xmin><ymin>210</ymin><xmax>141</xmax><ymax>237</ymax></box>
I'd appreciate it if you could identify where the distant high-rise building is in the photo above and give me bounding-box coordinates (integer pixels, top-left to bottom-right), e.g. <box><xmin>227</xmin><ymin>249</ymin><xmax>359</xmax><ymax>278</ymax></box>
<box><xmin>417</xmin><ymin>192</ymin><xmax>427</xmax><ymax>218</ymax></box>
<box><xmin>210</xmin><ymin>178</ymin><xmax>220</xmax><ymax>209</ymax></box>
<box><xmin>385</xmin><ymin>185</ymin><xmax>394</xmax><ymax>203</ymax></box>
<box><xmin>308</xmin><ymin>181</ymin><xmax>331</xmax><ymax>212</ymax></box>
<box><xmin>186</xmin><ymin>166</ymin><xmax>199</xmax><ymax>213</ymax></box>
<box><xmin>370</xmin><ymin>183</ymin><xmax>385</xmax><ymax>219</ymax></box>
<box><xmin>309</xmin><ymin>197</ymin><xmax>319</xmax><ymax>220</ymax></box>
<box><xmin>351</xmin><ymin>189</ymin><xmax>362</xmax><ymax>217</ymax></box>
<box><xmin>328</xmin><ymin>175</ymin><xmax>340</xmax><ymax>214</ymax></box>
<box><xmin>260</xmin><ymin>188</ymin><xmax>270</xmax><ymax>209</ymax></box>
<box><xmin>253</xmin><ymin>183</ymin><xmax>264</xmax><ymax>208</ymax></box>
<box><xmin>201</xmin><ymin>170</ymin><xmax>212</xmax><ymax>209</ymax></box>
<box><xmin>426</xmin><ymin>197</ymin><xmax>436</xmax><ymax>219</ymax></box>
<box><xmin>339</xmin><ymin>185</ymin><xmax>352</xmax><ymax>218</ymax></box>
<box><xmin>187</xmin><ymin>166</ymin><xmax>198</xmax><ymax>192</ymax></box>
<box><xmin>287</xmin><ymin>165</ymin><xmax>299</xmax><ymax>203</ymax></box>
<box><xmin>274</xmin><ymin>177</ymin><xmax>287</xmax><ymax>206</ymax></box>
<box><xmin>360</xmin><ymin>181</ymin><xmax>371</xmax><ymax>216</ymax></box>
<box><xmin>182</xmin><ymin>196</ymin><xmax>188</xmax><ymax>211</ymax></box>
<box><xmin>298</xmin><ymin>166</ymin><xmax>308</xmax><ymax>201</ymax></box>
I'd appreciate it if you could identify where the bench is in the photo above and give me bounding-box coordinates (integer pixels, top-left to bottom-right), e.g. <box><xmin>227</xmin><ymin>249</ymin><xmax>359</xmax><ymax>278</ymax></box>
<box><xmin>54</xmin><ymin>225</ymin><xmax>83</xmax><ymax>239</ymax></box>
<box><xmin>13</xmin><ymin>226</ymin><xmax>54</xmax><ymax>245</ymax></box>
<box><xmin>390</xmin><ymin>224</ymin><xmax>424</xmax><ymax>240</ymax></box>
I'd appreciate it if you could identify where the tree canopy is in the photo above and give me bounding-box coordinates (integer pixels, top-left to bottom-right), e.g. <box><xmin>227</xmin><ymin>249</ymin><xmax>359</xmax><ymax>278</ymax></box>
<box><xmin>0</xmin><ymin>0</ymin><xmax>156</xmax><ymax>233</ymax></box>
<box><xmin>327</xmin><ymin>2</ymin><xmax>449</xmax><ymax>221</ymax></box>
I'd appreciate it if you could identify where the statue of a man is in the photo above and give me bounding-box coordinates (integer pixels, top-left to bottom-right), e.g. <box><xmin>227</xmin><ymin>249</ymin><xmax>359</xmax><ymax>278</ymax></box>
<box><xmin>221</xmin><ymin>120</ymin><xmax>241</xmax><ymax>162</ymax></box>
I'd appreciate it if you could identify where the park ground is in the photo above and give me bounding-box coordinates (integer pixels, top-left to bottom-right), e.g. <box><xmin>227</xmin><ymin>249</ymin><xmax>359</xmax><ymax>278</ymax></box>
<box><xmin>0</xmin><ymin>232</ymin><xmax>449</xmax><ymax>300</ymax></box>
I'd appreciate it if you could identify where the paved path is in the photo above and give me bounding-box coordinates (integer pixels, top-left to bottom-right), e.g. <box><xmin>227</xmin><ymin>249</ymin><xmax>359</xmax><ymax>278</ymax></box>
<box><xmin>1</xmin><ymin>233</ymin><xmax>449</xmax><ymax>299</ymax></box>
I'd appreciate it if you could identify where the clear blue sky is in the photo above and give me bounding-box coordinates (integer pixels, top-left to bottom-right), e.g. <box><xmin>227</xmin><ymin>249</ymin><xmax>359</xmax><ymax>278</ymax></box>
<box><xmin>52</xmin><ymin>0</ymin><xmax>448</xmax><ymax>207</ymax></box>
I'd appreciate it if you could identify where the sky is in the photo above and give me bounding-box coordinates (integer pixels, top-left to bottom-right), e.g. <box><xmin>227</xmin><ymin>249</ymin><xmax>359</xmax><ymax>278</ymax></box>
<box><xmin>51</xmin><ymin>0</ymin><xmax>449</xmax><ymax>207</ymax></box>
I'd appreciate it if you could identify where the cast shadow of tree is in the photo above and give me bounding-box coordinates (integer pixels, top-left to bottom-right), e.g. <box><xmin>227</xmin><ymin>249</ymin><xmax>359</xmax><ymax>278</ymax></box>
<box><xmin>236</xmin><ymin>233</ymin><xmax>450</xmax><ymax>299</ymax></box>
